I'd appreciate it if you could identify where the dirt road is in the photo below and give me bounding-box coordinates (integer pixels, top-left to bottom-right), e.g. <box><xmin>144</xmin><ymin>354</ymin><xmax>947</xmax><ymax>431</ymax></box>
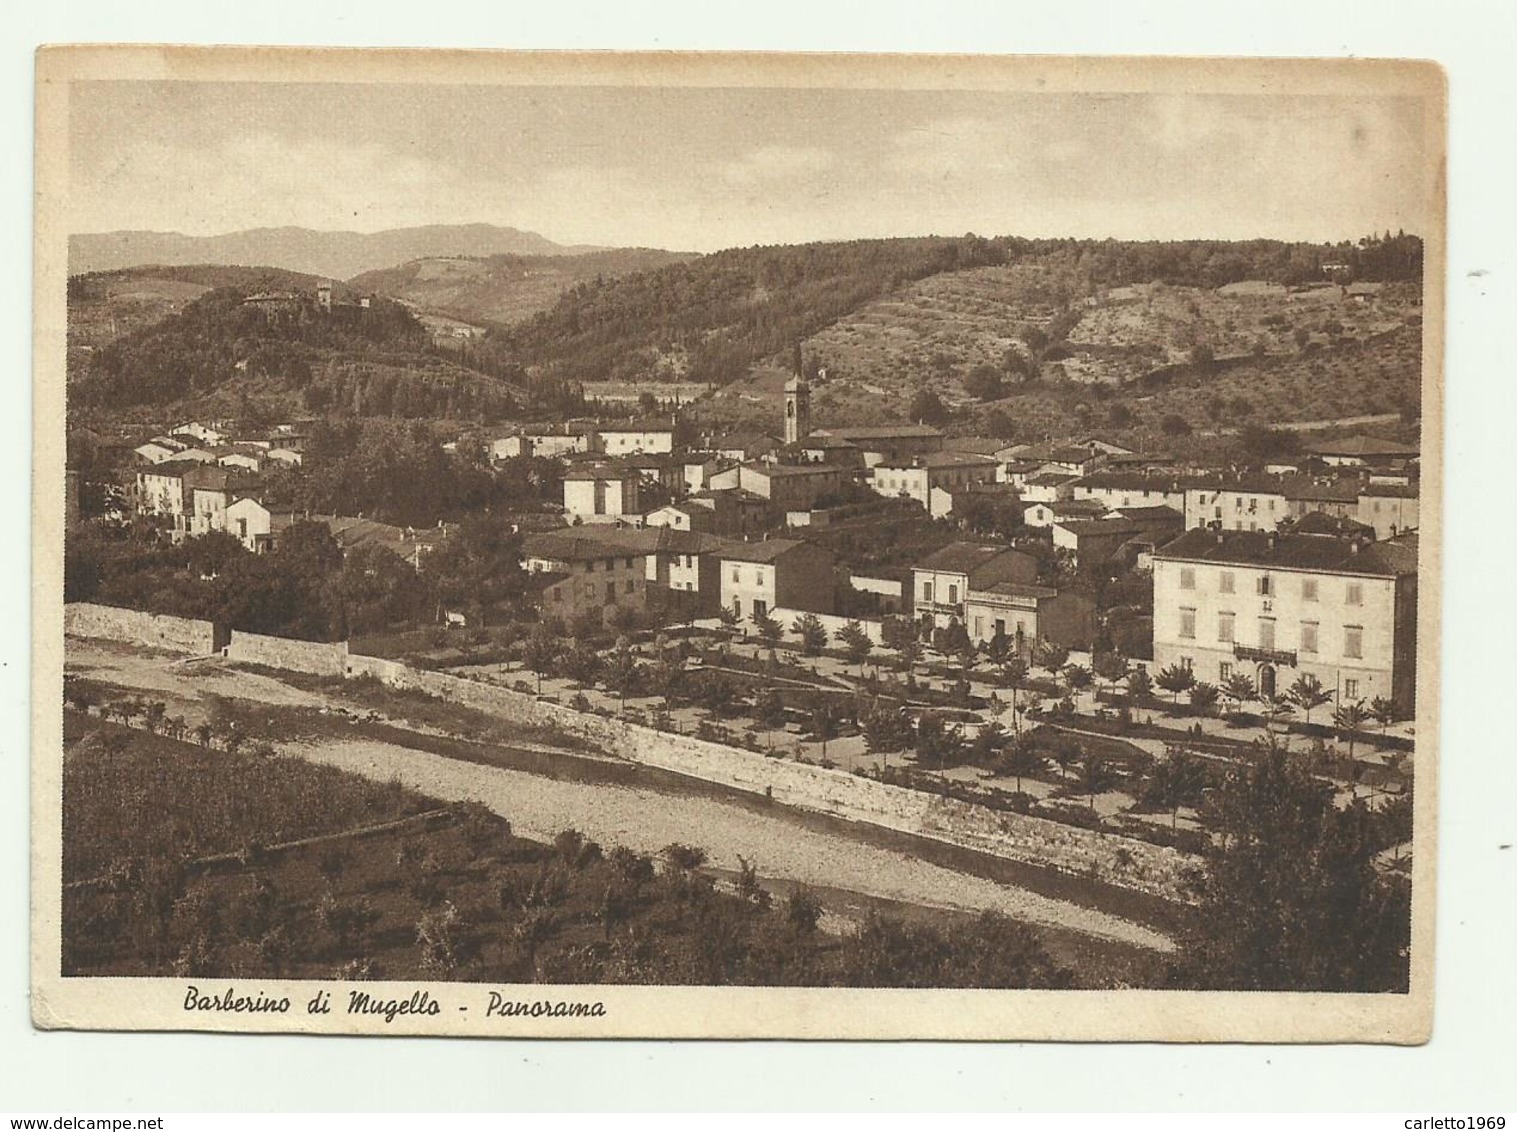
<box><xmin>64</xmin><ymin>637</ymin><xmax>1176</xmax><ymax>952</ymax></box>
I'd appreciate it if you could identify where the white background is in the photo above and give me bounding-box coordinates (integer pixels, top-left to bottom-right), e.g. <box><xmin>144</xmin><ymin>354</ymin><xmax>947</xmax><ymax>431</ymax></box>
<box><xmin>3</xmin><ymin>0</ymin><xmax>1514</xmax><ymax>1112</ymax></box>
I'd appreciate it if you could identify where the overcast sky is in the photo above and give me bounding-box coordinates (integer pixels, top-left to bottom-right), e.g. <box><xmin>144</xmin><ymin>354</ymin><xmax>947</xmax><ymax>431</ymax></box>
<box><xmin>68</xmin><ymin>80</ymin><xmax>1433</xmax><ymax>251</ymax></box>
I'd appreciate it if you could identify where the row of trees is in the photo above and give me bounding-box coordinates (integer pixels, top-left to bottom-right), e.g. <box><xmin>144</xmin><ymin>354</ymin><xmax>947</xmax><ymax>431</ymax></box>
<box><xmin>1149</xmin><ymin>665</ymin><xmax>1398</xmax><ymax>743</ymax></box>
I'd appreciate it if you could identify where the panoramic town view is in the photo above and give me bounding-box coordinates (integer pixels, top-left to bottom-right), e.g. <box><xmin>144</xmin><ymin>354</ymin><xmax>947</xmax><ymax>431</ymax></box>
<box><xmin>57</xmin><ymin>80</ymin><xmax>1427</xmax><ymax>994</ymax></box>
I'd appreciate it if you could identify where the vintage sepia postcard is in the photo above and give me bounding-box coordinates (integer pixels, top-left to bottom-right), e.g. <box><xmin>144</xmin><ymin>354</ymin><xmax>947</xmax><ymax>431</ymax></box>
<box><xmin>33</xmin><ymin>46</ymin><xmax>1444</xmax><ymax>1040</ymax></box>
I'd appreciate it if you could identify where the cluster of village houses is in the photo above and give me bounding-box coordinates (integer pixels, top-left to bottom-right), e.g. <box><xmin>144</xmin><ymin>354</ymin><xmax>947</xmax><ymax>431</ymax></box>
<box><xmin>116</xmin><ymin>371</ymin><xmax>1421</xmax><ymax>714</ymax></box>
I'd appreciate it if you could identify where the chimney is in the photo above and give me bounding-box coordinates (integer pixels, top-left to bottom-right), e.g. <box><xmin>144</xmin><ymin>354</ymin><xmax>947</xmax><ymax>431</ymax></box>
<box><xmin>1350</xmin><ymin>538</ymin><xmax>1361</xmax><ymax>554</ymax></box>
<box><xmin>1267</xmin><ymin>533</ymin><xmax>1277</xmax><ymax>550</ymax></box>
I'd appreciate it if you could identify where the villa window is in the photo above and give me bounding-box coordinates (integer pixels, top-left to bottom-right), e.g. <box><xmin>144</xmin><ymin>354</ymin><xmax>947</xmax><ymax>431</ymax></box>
<box><xmin>1301</xmin><ymin>622</ymin><xmax>1319</xmax><ymax>653</ymax></box>
<box><xmin>1217</xmin><ymin>611</ymin><xmax>1235</xmax><ymax>643</ymax></box>
<box><xmin>1345</xmin><ymin>625</ymin><xmax>1364</xmax><ymax>659</ymax></box>
<box><xmin>1346</xmin><ymin>581</ymin><xmax>1363</xmax><ymax>606</ymax></box>
<box><xmin>1179</xmin><ymin>567</ymin><xmax>1196</xmax><ymax>590</ymax></box>
<box><xmin>1302</xmin><ymin>578</ymin><xmax>1318</xmax><ymax>601</ymax></box>
<box><xmin>1180</xmin><ymin>607</ymin><xmax>1197</xmax><ymax>639</ymax></box>
<box><xmin>1219</xmin><ymin>571</ymin><xmax>1235</xmax><ymax>594</ymax></box>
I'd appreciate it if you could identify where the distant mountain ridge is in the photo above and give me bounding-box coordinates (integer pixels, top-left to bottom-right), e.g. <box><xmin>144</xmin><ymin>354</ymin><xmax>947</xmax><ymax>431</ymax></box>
<box><xmin>68</xmin><ymin>224</ymin><xmax>609</xmax><ymax>280</ymax></box>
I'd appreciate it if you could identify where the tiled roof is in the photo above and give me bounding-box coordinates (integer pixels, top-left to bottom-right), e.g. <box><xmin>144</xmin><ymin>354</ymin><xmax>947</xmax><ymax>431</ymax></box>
<box><xmin>1113</xmin><ymin>505</ymin><xmax>1185</xmax><ymax>522</ymax></box>
<box><xmin>1153</xmin><ymin>529</ymin><xmax>1416</xmax><ymax>576</ymax></box>
<box><xmin>744</xmin><ymin>462</ymin><xmax>845</xmax><ymax>478</ymax></box>
<box><xmin>1054</xmin><ymin>518</ymin><xmax>1147</xmax><ymax>537</ymax></box>
<box><xmin>521</xmin><ymin>531</ymin><xmax>648</xmax><ymax>562</ymax></box>
<box><xmin>914</xmin><ymin>541</ymin><xmax>1025</xmax><ymax>574</ymax></box>
<box><xmin>816</xmin><ymin>424</ymin><xmax>944</xmax><ymax>441</ymax></box>
<box><xmin>972</xmin><ymin>580</ymin><xmax>1062</xmax><ymax>601</ymax></box>
<box><xmin>719</xmin><ymin>538</ymin><xmax>816</xmax><ymax>564</ymax></box>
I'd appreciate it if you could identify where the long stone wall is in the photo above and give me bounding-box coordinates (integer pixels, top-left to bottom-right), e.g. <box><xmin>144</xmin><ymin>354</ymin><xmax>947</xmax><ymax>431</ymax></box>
<box><xmin>64</xmin><ymin>602</ymin><xmax>219</xmax><ymax>656</ymax></box>
<box><xmin>344</xmin><ymin>652</ymin><xmax>1195</xmax><ymax>901</ymax></box>
<box><xmin>226</xmin><ymin>631</ymin><xmax>349</xmax><ymax>677</ymax></box>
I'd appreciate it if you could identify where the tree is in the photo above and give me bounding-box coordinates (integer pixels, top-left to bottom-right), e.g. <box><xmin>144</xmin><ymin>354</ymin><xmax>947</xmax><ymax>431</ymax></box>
<box><xmin>792</xmin><ymin>613</ymin><xmax>829</xmax><ymax>657</ymax></box>
<box><xmin>909</xmin><ymin>388</ymin><xmax>948</xmax><ymax>426</ymax></box>
<box><xmin>808</xmin><ymin>702</ymin><xmax>840</xmax><ymax>760</ymax></box>
<box><xmin>1077</xmin><ymin>752</ymin><xmax>1116</xmax><ymax>813</ymax></box>
<box><xmin>1221</xmin><ymin>673</ymin><xmax>1257</xmax><ymax>718</ymax></box>
<box><xmin>716</xmin><ymin>604</ymin><xmax>741</xmax><ymax>635</ymax></box>
<box><xmin>1155</xmin><ymin>663</ymin><xmax>1196</xmax><ymax>703</ymax></box>
<box><xmin>141</xmin><ymin>700</ymin><xmax>168</xmax><ymax>734</ymax></box>
<box><xmin>1261</xmin><ymin>693</ymin><xmax>1297</xmax><ymax>733</ymax></box>
<box><xmin>560</xmin><ymin>638</ymin><xmax>602</xmax><ymax>686</ymax></box>
<box><xmin>962</xmin><ymin>364</ymin><xmax>1005</xmax><ymax>402</ymax></box>
<box><xmin>999</xmin><ymin>656</ymin><xmax>1030</xmax><ymax>729</ymax></box>
<box><xmin>1332</xmin><ymin>700</ymin><xmax>1370</xmax><ymax>759</ymax></box>
<box><xmin>1032</xmin><ymin>637</ymin><xmax>1069</xmax><ymax>674</ymax></box>
<box><xmin>521</xmin><ymin>622</ymin><xmax>560</xmax><ymax>695</ymax></box>
<box><xmin>997</xmin><ymin>733</ymin><xmax>1047</xmax><ymax>794</ymax></box>
<box><xmin>1176</xmin><ymin>740</ymin><xmax>1411</xmax><ymax>992</ymax></box>
<box><xmin>1144</xmin><ymin>749</ymin><xmax>1208</xmax><ymax>831</ymax></box>
<box><xmin>603</xmin><ymin>637</ymin><xmax>642</xmax><ymax>712</ymax></box>
<box><xmin>860</xmin><ymin>699</ymin><xmax>911</xmax><ymax>760</ymax></box>
<box><xmin>1369</xmin><ymin>696</ymin><xmax>1398</xmax><ymax>738</ymax></box>
<box><xmin>1061</xmin><ymin>663</ymin><xmax>1094</xmax><ymax>700</ymax></box>
<box><xmin>648</xmin><ymin>652</ymin><xmax>686</xmax><ymax>708</ymax></box>
<box><xmin>1048</xmin><ymin>733</ymin><xmax>1081</xmax><ymax>780</ymax></box>
<box><xmin>691</xmin><ymin>671</ymin><xmax>737</xmax><ymax>719</ymax></box>
<box><xmin>754</xmin><ymin>686</ymin><xmax>787</xmax><ymax>747</ymax></box>
<box><xmin>1188</xmin><ymin>681</ymin><xmax>1221</xmax><ymax>717</ymax></box>
<box><xmin>1288</xmin><ymin>673</ymin><xmax>1334</xmax><ymax>725</ymax></box>
<box><xmin>751</xmin><ymin>609</ymin><xmax>782</xmax><ymax>652</ymax></box>
<box><xmin>1127</xmin><ymin>665</ymin><xmax>1153</xmax><ymax>704</ymax></box>
<box><xmin>1160</xmin><ymin>413</ymin><xmax>1193</xmax><ymax>437</ymax></box>
<box><xmin>837</xmin><ymin>621</ymin><xmax>874</xmax><ymax>676</ymax></box>
<box><xmin>969</xmin><ymin>720</ymin><xmax>1007</xmax><ymax>767</ymax></box>
<box><xmin>913</xmin><ymin>711</ymin><xmax>962</xmax><ymax>771</ymax></box>
<box><xmin>1092</xmin><ymin>651</ymin><xmax>1129</xmax><ymax>698</ymax></box>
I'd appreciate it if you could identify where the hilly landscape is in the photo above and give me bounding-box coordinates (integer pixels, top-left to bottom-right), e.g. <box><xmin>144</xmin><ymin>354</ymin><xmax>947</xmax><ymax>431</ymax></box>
<box><xmin>68</xmin><ymin>223</ymin><xmax>607</xmax><ymax>280</ymax></box>
<box><xmin>350</xmin><ymin>248</ymin><xmax>699</xmax><ymax>327</ymax></box>
<box><xmin>477</xmin><ymin>231</ymin><xmax>1424</xmax><ymax>446</ymax></box>
<box><xmin>67</xmin><ymin>265</ymin><xmax>337</xmax><ymax>353</ymax></box>
<box><xmin>73</xmin><ymin>282</ymin><xmax>533</xmax><ymax>426</ymax></box>
<box><xmin>66</xmin><ymin>230</ymin><xmax>1425</xmax><ymax>451</ymax></box>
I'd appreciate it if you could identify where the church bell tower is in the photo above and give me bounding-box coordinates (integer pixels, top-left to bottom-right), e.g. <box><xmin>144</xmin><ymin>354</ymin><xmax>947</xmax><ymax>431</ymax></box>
<box><xmin>784</xmin><ymin>342</ymin><xmax>811</xmax><ymax>445</ymax></box>
<box><xmin>784</xmin><ymin>374</ymin><xmax>811</xmax><ymax>445</ymax></box>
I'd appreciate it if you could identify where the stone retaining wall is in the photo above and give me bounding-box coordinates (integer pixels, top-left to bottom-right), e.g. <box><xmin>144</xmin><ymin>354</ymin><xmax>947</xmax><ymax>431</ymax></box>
<box><xmin>64</xmin><ymin>602</ymin><xmax>220</xmax><ymax>656</ymax></box>
<box><xmin>345</xmin><ymin>652</ymin><xmax>1196</xmax><ymax>901</ymax></box>
<box><xmin>226</xmin><ymin>631</ymin><xmax>349</xmax><ymax>677</ymax></box>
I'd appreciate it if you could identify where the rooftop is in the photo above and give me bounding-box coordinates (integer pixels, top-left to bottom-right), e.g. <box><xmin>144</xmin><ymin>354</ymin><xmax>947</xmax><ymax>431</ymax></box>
<box><xmin>1112</xmin><ymin>505</ymin><xmax>1185</xmax><ymax>522</ymax></box>
<box><xmin>972</xmin><ymin>580</ymin><xmax>1062</xmax><ymax>601</ymax></box>
<box><xmin>1054</xmin><ymin>517</ymin><xmax>1148</xmax><ymax>537</ymax></box>
<box><xmin>744</xmin><ymin>462</ymin><xmax>845</xmax><ymax>478</ymax></box>
<box><xmin>1153</xmin><ymin>529</ymin><xmax>1417</xmax><ymax>576</ymax></box>
<box><xmin>521</xmin><ymin>531</ymin><xmax>648</xmax><ymax>562</ymax></box>
<box><xmin>914</xmin><ymin>541</ymin><xmax>1027</xmax><ymax>575</ymax></box>
<box><xmin>814</xmin><ymin>424</ymin><xmax>944</xmax><ymax>441</ymax></box>
<box><xmin>719</xmin><ymin>538</ymin><xmax>817</xmax><ymax>564</ymax></box>
<box><xmin>1026</xmin><ymin>473</ymin><xmax>1081</xmax><ymax>488</ymax></box>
